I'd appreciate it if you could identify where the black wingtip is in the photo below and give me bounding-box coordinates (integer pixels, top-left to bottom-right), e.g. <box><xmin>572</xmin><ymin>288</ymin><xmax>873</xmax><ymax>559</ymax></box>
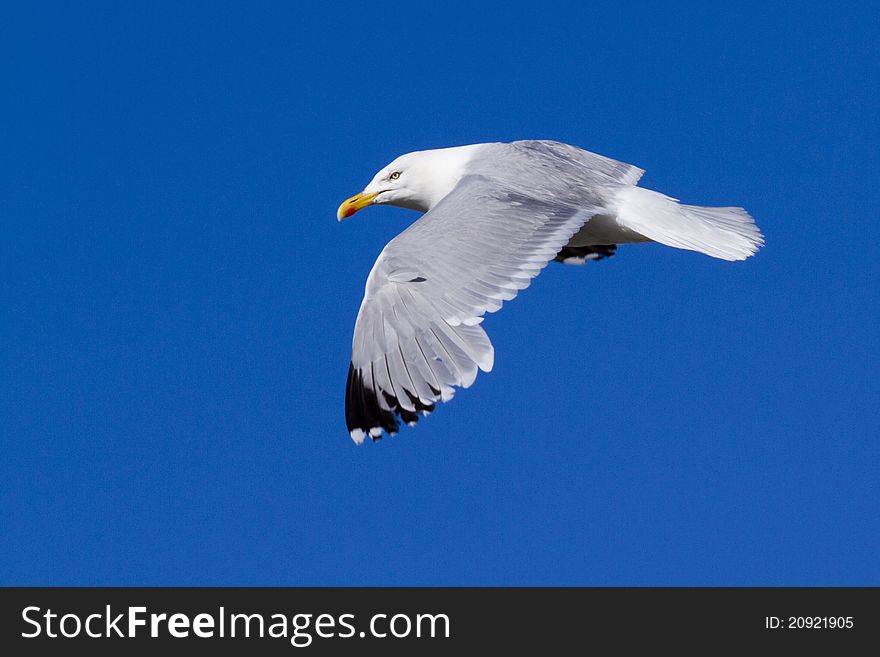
<box><xmin>345</xmin><ymin>363</ymin><xmax>398</xmax><ymax>442</ymax></box>
<box><xmin>553</xmin><ymin>244</ymin><xmax>617</xmax><ymax>263</ymax></box>
<box><xmin>345</xmin><ymin>362</ymin><xmax>436</xmax><ymax>442</ymax></box>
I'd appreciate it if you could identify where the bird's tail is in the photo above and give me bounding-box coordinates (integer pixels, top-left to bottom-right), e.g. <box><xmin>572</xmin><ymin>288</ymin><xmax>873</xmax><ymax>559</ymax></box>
<box><xmin>615</xmin><ymin>186</ymin><xmax>764</xmax><ymax>261</ymax></box>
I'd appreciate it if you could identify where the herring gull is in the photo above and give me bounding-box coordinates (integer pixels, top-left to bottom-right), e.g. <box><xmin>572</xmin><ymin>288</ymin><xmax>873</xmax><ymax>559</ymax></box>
<box><xmin>337</xmin><ymin>140</ymin><xmax>763</xmax><ymax>443</ymax></box>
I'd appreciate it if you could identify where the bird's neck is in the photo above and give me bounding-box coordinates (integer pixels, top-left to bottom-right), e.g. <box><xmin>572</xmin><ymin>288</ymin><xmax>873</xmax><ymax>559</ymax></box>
<box><xmin>417</xmin><ymin>144</ymin><xmax>484</xmax><ymax>211</ymax></box>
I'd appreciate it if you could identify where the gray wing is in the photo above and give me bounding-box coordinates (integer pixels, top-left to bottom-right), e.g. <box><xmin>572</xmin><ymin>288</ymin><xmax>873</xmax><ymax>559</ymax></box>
<box><xmin>345</xmin><ymin>173</ymin><xmax>613</xmax><ymax>443</ymax></box>
<box><xmin>504</xmin><ymin>140</ymin><xmax>644</xmax><ymax>188</ymax></box>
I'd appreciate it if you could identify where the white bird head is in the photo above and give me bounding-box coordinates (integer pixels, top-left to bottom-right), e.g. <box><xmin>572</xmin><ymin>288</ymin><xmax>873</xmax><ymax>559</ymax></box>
<box><xmin>337</xmin><ymin>145</ymin><xmax>482</xmax><ymax>220</ymax></box>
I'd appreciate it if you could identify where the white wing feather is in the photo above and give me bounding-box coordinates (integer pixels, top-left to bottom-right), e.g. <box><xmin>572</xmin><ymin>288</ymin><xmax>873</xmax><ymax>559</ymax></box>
<box><xmin>346</xmin><ymin>175</ymin><xmax>603</xmax><ymax>442</ymax></box>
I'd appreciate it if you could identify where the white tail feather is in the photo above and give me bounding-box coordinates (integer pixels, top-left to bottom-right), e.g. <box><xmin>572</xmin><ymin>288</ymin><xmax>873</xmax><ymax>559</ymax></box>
<box><xmin>616</xmin><ymin>186</ymin><xmax>764</xmax><ymax>261</ymax></box>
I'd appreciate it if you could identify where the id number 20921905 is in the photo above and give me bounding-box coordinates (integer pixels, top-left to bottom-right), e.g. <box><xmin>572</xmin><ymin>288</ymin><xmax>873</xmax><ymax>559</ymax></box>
<box><xmin>765</xmin><ymin>616</ymin><xmax>853</xmax><ymax>630</ymax></box>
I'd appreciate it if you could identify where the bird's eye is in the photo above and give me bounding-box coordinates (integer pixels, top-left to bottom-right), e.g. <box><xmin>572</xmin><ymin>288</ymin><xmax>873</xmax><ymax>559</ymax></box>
<box><xmin>389</xmin><ymin>171</ymin><xmax>401</xmax><ymax>180</ymax></box>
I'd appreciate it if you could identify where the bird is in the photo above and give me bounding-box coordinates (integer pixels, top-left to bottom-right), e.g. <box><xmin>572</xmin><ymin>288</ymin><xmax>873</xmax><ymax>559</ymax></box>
<box><xmin>337</xmin><ymin>140</ymin><xmax>763</xmax><ymax>444</ymax></box>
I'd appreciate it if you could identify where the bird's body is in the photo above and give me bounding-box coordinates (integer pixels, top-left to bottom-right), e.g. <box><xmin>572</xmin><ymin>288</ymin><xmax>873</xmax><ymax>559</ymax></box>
<box><xmin>338</xmin><ymin>140</ymin><xmax>763</xmax><ymax>443</ymax></box>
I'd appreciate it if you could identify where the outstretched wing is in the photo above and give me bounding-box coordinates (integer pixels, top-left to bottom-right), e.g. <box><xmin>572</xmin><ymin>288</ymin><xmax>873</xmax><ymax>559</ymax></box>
<box><xmin>345</xmin><ymin>174</ymin><xmax>606</xmax><ymax>443</ymax></box>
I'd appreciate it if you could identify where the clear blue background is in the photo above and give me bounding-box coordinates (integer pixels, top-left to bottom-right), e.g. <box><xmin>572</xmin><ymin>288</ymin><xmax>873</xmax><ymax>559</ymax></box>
<box><xmin>2</xmin><ymin>2</ymin><xmax>878</xmax><ymax>585</ymax></box>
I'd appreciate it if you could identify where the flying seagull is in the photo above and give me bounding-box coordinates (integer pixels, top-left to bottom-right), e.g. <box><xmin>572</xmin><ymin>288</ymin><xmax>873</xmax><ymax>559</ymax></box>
<box><xmin>337</xmin><ymin>140</ymin><xmax>763</xmax><ymax>443</ymax></box>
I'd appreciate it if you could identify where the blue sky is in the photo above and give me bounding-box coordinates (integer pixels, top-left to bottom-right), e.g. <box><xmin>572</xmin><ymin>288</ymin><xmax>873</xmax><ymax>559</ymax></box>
<box><xmin>2</xmin><ymin>2</ymin><xmax>877</xmax><ymax>585</ymax></box>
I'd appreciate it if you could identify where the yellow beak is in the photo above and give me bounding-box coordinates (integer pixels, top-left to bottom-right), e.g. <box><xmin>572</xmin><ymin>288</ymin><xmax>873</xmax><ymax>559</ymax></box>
<box><xmin>337</xmin><ymin>191</ymin><xmax>379</xmax><ymax>221</ymax></box>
